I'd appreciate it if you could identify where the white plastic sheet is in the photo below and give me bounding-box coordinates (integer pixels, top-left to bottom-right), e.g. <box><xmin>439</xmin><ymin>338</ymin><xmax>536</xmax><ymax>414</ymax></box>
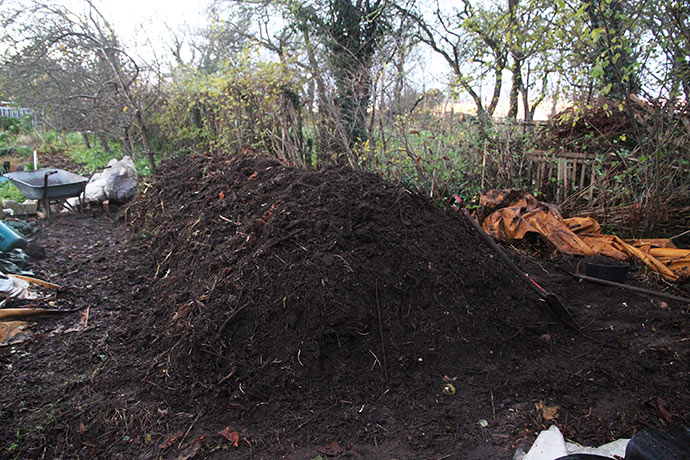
<box><xmin>103</xmin><ymin>156</ymin><xmax>138</xmax><ymax>203</ymax></box>
<box><xmin>84</xmin><ymin>156</ymin><xmax>138</xmax><ymax>203</ymax></box>
<box><xmin>517</xmin><ymin>425</ymin><xmax>629</xmax><ymax>460</ymax></box>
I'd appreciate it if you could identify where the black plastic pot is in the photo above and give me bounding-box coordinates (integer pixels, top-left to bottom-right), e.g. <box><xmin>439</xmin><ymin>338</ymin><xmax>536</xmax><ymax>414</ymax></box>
<box><xmin>583</xmin><ymin>261</ymin><xmax>631</xmax><ymax>283</ymax></box>
<box><xmin>625</xmin><ymin>420</ymin><xmax>690</xmax><ymax>460</ymax></box>
<box><xmin>555</xmin><ymin>455</ymin><xmax>614</xmax><ymax>460</ymax></box>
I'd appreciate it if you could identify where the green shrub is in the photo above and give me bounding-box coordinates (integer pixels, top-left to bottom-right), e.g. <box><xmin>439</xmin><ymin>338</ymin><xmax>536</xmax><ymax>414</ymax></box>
<box><xmin>39</xmin><ymin>130</ymin><xmax>63</xmax><ymax>154</ymax></box>
<box><xmin>68</xmin><ymin>146</ymin><xmax>115</xmax><ymax>171</ymax></box>
<box><xmin>0</xmin><ymin>181</ymin><xmax>26</xmax><ymax>202</ymax></box>
<box><xmin>154</xmin><ymin>51</ymin><xmax>300</xmax><ymax>157</ymax></box>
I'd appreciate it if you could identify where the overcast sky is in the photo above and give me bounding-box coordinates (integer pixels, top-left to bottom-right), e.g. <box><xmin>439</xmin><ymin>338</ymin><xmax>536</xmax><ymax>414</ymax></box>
<box><xmin>99</xmin><ymin>0</ymin><xmax>207</xmax><ymax>34</ymax></box>
<box><xmin>97</xmin><ymin>0</ymin><xmax>209</xmax><ymax>62</ymax></box>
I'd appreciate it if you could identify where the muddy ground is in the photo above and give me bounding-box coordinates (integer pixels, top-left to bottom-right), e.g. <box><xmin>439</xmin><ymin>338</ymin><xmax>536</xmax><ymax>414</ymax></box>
<box><xmin>1</xmin><ymin>152</ymin><xmax>689</xmax><ymax>460</ymax></box>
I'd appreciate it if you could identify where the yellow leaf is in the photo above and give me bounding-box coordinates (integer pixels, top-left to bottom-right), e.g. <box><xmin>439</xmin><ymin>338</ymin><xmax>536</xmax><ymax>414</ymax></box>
<box><xmin>536</xmin><ymin>401</ymin><xmax>560</xmax><ymax>421</ymax></box>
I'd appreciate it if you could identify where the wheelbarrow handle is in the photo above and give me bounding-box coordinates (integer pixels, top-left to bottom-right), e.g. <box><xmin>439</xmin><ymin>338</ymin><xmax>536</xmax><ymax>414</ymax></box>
<box><xmin>44</xmin><ymin>170</ymin><xmax>58</xmax><ymax>186</ymax></box>
<box><xmin>41</xmin><ymin>170</ymin><xmax>59</xmax><ymax>220</ymax></box>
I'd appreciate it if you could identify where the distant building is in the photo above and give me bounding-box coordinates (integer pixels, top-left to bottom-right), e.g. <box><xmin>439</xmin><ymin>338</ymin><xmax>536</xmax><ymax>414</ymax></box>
<box><xmin>0</xmin><ymin>102</ymin><xmax>33</xmax><ymax>121</ymax></box>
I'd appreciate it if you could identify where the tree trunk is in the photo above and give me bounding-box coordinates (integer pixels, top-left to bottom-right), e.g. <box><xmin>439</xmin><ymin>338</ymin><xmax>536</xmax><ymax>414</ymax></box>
<box><xmin>520</xmin><ymin>62</ymin><xmax>532</xmax><ymax>121</ymax></box>
<box><xmin>393</xmin><ymin>44</ymin><xmax>406</xmax><ymax>113</ymax></box>
<box><xmin>301</xmin><ymin>26</ymin><xmax>331</xmax><ymax>167</ymax></box>
<box><xmin>122</xmin><ymin>125</ymin><xmax>132</xmax><ymax>156</ymax></box>
<box><xmin>487</xmin><ymin>66</ymin><xmax>503</xmax><ymax>116</ymax></box>
<box><xmin>81</xmin><ymin>132</ymin><xmax>91</xmax><ymax>149</ymax></box>
<box><xmin>508</xmin><ymin>58</ymin><xmax>521</xmax><ymax>119</ymax></box>
<box><xmin>135</xmin><ymin>110</ymin><xmax>155</xmax><ymax>174</ymax></box>
<box><xmin>98</xmin><ymin>134</ymin><xmax>111</xmax><ymax>154</ymax></box>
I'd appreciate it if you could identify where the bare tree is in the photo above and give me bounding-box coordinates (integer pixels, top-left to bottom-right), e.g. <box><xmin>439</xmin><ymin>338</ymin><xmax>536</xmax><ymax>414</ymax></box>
<box><xmin>399</xmin><ymin>1</ymin><xmax>508</xmax><ymax>128</ymax></box>
<box><xmin>0</xmin><ymin>0</ymin><xmax>159</xmax><ymax>172</ymax></box>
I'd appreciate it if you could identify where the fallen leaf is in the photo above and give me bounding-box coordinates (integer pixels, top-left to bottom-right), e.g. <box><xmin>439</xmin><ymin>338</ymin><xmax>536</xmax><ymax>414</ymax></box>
<box><xmin>316</xmin><ymin>440</ymin><xmax>342</xmax><ymax>456</ymax></box>
<box><xmin>172</xmin><ymin>302</ymin><xmax>192</xmax><ymax>322</ymax></box>
<box><xmin>659</xmin><ymin>301</ymin><xmax>668</xmax><ymax>309</ymax></box>
<box><xmin>543</xmin><ymin>405</ymin><xmax>559</xmax><ymax>421</ymax></box>
<box><xmin>248</xmin><ymin>172</ymin><xmax>258</xmax><ymax>180</ymax></box>
<box><xmin>160</xmin><ymin>431</ymin><xmax>183</xmax><ymax>450</ymax></box>
<box><xmin>219</xmin><ymin>191</ymin><xmax>225</xmax><ymax>200</ymax></box>
<box><xmin>218</xmin><ymin>426</ymin><xmax>239</xmax><ymax>447</ymax></box>
<box><xmin>536</xmin><ymin>401</ymin><xmax>560</xmax><ymax>421</ymax></box>
<box><xmin>78</xmin><ymin>421</ymin><xmax>87</xmax><ymax>433</ymax></box>
<box><xmin>0</xmin><ymin>321</ymin><xmax>29</xmax><ymax>346</ymax></box>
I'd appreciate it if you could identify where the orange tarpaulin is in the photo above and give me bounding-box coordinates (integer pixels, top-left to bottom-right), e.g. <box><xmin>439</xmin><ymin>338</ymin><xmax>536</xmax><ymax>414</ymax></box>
<box><xmin>478</xmin><ymin>189</ymin><xmax>689</xmax><ymax>281</ymax></box>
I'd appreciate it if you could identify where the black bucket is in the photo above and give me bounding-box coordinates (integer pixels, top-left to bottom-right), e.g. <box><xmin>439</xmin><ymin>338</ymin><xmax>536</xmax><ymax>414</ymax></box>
<box><xmin>583</xmin><ymin>261</ymin><xmax>631</xmax><ymax>283</ymax></box>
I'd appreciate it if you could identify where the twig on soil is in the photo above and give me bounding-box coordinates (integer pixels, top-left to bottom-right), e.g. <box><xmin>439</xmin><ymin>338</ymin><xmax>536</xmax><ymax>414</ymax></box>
<box><xmin>376</xmin><ymin>388</ymin><xmax>390</xmax><ymax>402</ymax></box>
<box><xmin>214</xmin><ymin>301</ymin><xmax>249</xmax><ymax>342</ymax></box>
<box><xmin>217</xmin><ymin>366</ymin><xmax>237</xmax><ymax>385</ymax></box>
<box><xmin>141</xmin><ymin>377</ymin><xmax>164</xmax><ymax>391</ymax></box>
<box><xmin>375</xmin><ymin>281</ymin><xmax>390</xmax><ymax>387</ymax></box>
<box><xmin>669</xmin><ymin>228</ymin><xmax>690</xmax><ymax>240</ymax></box>
<box><xmin>369</xmin><ymin>349</ymin><xmax>381</xmax><ymax>370</ymax></box>
<box><xmin>294</xmin><ymin>403</ymin><xmax>338</xmax><ymax>432</ymax></box>
<box><xmin>334</xmin><ymin>254</ymin><xmax>354</xmax><ymax>272</ymax></box>
<box><xmin>566</xmin><ymin>271</ymin><xmax>690</xmax><ymax>304</ymax></box>
<box><xmin>505</xmin><ymin>327</ymin><xmax>525</xmax><ymax>341</ymax></box>
<box><xmin>219</xmin><ymin>214</ymin><xmax>239</xmax><ymax>225</ymax></box>
<box><xmin>178</xmin><ymin>411</ymin><xmax>203</xmax><ymax>448</ymax></box>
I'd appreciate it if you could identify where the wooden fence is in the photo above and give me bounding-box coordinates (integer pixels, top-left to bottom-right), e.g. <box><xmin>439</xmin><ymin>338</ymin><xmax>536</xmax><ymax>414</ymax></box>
<box><xmin>528</xmin><ymin>150</ymin><xmax>598</xmax><ymax>203</ymax></box>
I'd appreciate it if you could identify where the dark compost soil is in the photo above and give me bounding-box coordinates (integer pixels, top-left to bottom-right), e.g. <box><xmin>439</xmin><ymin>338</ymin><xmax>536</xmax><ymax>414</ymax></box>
<box><xmin>1</xmin><ymin>152</ymin><xmax>689</xmax><ymax>459</ymax></box>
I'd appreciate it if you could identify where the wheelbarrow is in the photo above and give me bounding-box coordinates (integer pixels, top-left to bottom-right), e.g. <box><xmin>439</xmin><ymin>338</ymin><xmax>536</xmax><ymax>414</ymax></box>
<box><xmin>3</xmin><ymin>169</ymin><xmax>89</xmax><ymax>219</ymax></box>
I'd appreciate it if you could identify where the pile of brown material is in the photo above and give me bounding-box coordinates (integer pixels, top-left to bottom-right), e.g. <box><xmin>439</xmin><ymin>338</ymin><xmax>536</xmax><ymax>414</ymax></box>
<box><xmin>126</xmin><ymin>152</ymin><xmax>538</xmax><ymax>397</ymax></box>
<box><xmin>124</xmin><ymin>152</ymin><xmax>556</xmax><ymax>451</ymax></box>
<box><xmin>541</xmin><ymin>97</ymin><xmax>657</xmax><ymax>153</ymax></box>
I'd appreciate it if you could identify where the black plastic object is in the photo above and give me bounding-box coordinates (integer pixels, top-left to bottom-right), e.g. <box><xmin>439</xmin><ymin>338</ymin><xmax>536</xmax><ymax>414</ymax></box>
<box><xmin>555</xmin><ymin>455</ymin><xmax>614</xmax><ymax>459</ymax></box>
<box><xmin>625</xmin><ymin>420</ymin><xmax>690</xmax><ymax>460</ymax></box>
<box><xmin>583</xmin><ymin>261</ymin><xmax>631</xmax><ymax>283</ymax></box>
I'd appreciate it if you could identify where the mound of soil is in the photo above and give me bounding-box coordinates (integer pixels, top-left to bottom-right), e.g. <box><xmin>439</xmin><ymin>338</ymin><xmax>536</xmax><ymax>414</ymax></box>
<box><xmin>125</xmin><ymin>152</ymin><xmax>545</xmax><ymax>435</ymax></box>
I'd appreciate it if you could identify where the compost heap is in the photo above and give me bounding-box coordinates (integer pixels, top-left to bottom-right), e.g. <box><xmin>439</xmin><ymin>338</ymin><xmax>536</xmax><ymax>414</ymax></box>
<box><xmin>125</xmin><ymin>152</ymin><xmax>566</xmax><ymax>449</ymax></box>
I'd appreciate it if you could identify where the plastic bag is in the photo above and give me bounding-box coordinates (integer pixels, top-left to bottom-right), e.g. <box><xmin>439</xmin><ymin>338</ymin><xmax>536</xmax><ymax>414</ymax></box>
<box><xmin>103</xmin><ymin>156</ymin><xmax>138</xmax><ymax>203</ymax></box>
<box><xmin>84</xmin><ymin>171</ymin><xmax>107</xmax><ymax>202</ymax></box>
